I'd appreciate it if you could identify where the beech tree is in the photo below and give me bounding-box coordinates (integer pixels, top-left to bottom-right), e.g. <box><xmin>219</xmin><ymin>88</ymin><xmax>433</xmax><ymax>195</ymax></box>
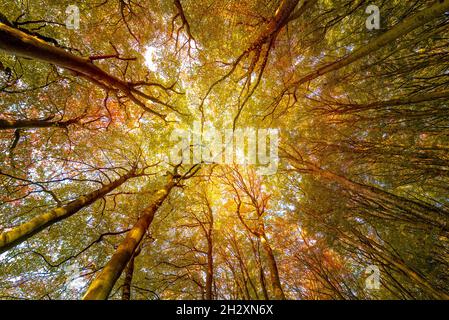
<box><xmin>0</xmin><ymin>0</ymin><xmax>448</xmax><ymax>300</ymax></box>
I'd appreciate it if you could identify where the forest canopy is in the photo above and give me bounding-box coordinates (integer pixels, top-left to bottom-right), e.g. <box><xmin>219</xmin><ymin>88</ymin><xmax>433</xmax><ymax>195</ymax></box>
<box><xmin>0</xmin><ymin>0</ymin><xmax>448</xmax><ymax>300</ymax></box>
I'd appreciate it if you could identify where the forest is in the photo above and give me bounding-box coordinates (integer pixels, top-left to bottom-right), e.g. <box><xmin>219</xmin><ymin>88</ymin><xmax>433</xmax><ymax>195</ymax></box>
<box><xmin>0</xmin><ymin>0</ymin><xmax>448</xmax><ymax>300</ymax></box>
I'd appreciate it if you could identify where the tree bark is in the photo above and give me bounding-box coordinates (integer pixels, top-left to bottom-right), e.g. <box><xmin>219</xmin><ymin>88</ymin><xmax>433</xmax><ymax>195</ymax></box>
<box><xmin>346</xmin><ymin>226</ymin><xmax>449</xmax><ymax>300</ymax></box>
<box><xmin>248</xmin><ymin>236</ymin><xmax>269</xmax><ymax>299</ymax></box>
<box><xmin>260</xmin><ymin>233</ymin><xmax>286</xmax><ymax>300</ymax></box>
<box><xmin>205</xmin><ymin>233</ymin><xmax>214</xmax><ymax>300</ymax></box>
<box><xmin>294</xmin><ymin>1</ymin><xmax>449</xmax><ymax>85</ymax></box>
<box><xmin>233</xmin><ymin>177</ymin><xmax>286</xmax><ymax>300</ymax></box>
<box><xmin>0</xmin><ymin>118</ymin><xmax>79</xmax><ymax>130</ymax></box>
<box><xmin>0</xmin><ymin>23</ymin><xmax>129</xmax><ymax>91</ymax></box>
<box><xmin>121</xmin><ymin>256</ymin><xmax>135</xmax><ymax>300</ymax></box>
<box><xmin>83</xmin><ymin>177</ymin><xmax>176</xmax><ymax>300</ymax></box>
<box><xmin>306</xmin><ymin>162</ymin><xmax>449</xmax><ymax>232</ymax></box>
<box><xmin>327</xmin><ymin>89</ymin><xmax>449</xmax><ymax>114</ymax></box>
<box><xmin>121</xmin><ymin>246</ymin><xmax>141</xmax><ymax>300</ymax></box>
<box><xmin>259</xmin><ymin>266</ymin><xmax>270</xmax><ymax>300</ymax></box>
<box><xmin>0</xmin><ymin>168</ymin><xmax>137</xmax><ymax>254</ymax></box>
<box><xmin>0</xmin><ymin>23</ymin><xmax>165</xmax><ymax>118</ymax></box>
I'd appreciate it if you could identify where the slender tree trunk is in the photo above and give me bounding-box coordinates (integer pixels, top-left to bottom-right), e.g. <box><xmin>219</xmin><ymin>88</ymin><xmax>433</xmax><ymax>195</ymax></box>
<box><xmin>236</xmin><ymin>249</ymin><xmax>258</xmax><ymax>299</ymax></box>
<box><xmin>226</xmin><ymin>260</ymin><xmax>246</xmax><ymax>299</ymax></box>
<box><xmin>346</xmin><ymin>227</ymin><xmax>449</xmax><ymax>300</ymax></box>
<box><xmin>205</xmin><ymin>235</ymin><xmax>214</xmax><ymax>300</ymax></box>
<box><xmin>83</xmin><ymin>178</ymin><xmax>176</xmax><ymax>300</ymax></box>
<box><xmin>249</xmin><ymin>236</ymin><xmax>269</xmax><ymax>299</ymax></box>
<box><xmin>0</xmin><ymin>23</ymin><xmax>164</xmax><ymax>118</ymax></box>
<box><xmin>294</xmin><ymin>1</ymin><xmax>449</xmax><ymax>85</ymax></box>
<box><xmin>242</xmin><ymin>278</ymin><xmax>251</xmax><ymax>300</ymax></box>
<box><xmin>0</xmin><ymin>169</ymin><xmax>137</xmax><ymax>254</ymax></box>
<box><xmin>260</xmin><ymin>233</ymin><xmax>286</xmax><ymax>300</ymax></box>
<box><xmin>287</xmin><ymin>0</ymin><xmax>318</xmax><ymax>22</ymax></box>
<box><xmin>262</xmin><ymin>0</ymin><xmax>300</xmax><ymax>35</ymax></box>
<box><xmin>0</xmin><ymin>23</ymin><xmax>129</xmax><ymax>91</ymax></box>
<box><xmin>234</xmin><ymin>255</ymin><xmax>251</xmax><ymax>300</ymax></box>
<box><xmin>235</xmin><ymin>197</ymin><xmax>285</xmax><ymax>299</ymax></box>
<box><xmin>381</xmin><ymin>249</ymin><xmax>449</xmax><ymax>300</ymax></box>
<box><xmin>329</xmin><ymin>89</ymin><xmax>449</xmax><ymax>114</ymax></box>
<box><xmin>121</xmin><ymin>256</ymin><xmax>135</xmax><ymax>300</ymax></box>
<box><xmin>121</xmin><ymin>246</ymin><xmax>141</xmax><ymax>300</ymax></box>
<box><xmin>203</xmin><ymin>198</ymin><xmax>214</xmax><ymax>300</ymax></box>
<box><xmin>0</xmin><ymin>118</ymin><xmax>79</xmax><ymax>130</ymax></box>
<box><xmin>252</xmin><ymin>0</ymin><xmax>317</xmax><ymax>44</ymax></box>
<box><xmin>306</xmin><ymin>162</ymin><xmax>449</xmax><ymax>232</ymax></box>
<box><xmin>259</xmin><ymin>266</ymin><xmax>270</xmax><ymax>300</ymax></box>
<box><xmin>243</xmin><ymin>0</ymin><xmax>301</xmax><ymax>54</ymax></box>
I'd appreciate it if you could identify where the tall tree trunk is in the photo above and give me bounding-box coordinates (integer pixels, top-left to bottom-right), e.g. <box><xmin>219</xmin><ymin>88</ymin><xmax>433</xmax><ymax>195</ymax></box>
<box><xmin>241</xmin><ymin>0</ymin><xmax>303</xmax><ymax>56</ymax></box>
<box><xmin>0</xmin><ymin>118</ymin><xmax>80</xmax><ymax>130</ymax></box>
<box><xmin>251</xmin><ymin>0</ymin><xmax>317</xmax><ymax>47</ymax></box>
<box><xmin>205</xmin><ymin>235</ymin><xmax>214</xmax><ymax>300</ymax></box>
<box><xmin>327</xmin><ymin>89</ymin><xmax>449</xmax><ymax>114</ymax></box>
<box><xmin>259</xmin><ymin>0</ymin><xmax>301</xmax><ymax>37</ymax></box>
<box><xmin>83</xmin><ymin>177</ymin><xmax>176</xmax><ymax>300</ymax></box>
<box><xmin>121</xmin><ymin>256</ymin><xmax>135</xmax><ymax>301</ymax></box>
<box><xmin>225</xmin><ymin>259</ymin><xmax>246</xmax><ymax>299</ymax></box>
<box><xmin>234</xmin><ymin>254</ymin><xmax>252</xmax><ymax>300</ymax></box>
<box><xmin>235</xmin><ymin>191</ymin><xmax>285</xmax><ymax>299</ymax></box>
<box><xmin>259</xmin><ymin>265</ymin><xmax>270</xmax><ymax>300</ymax></box>
<box><xmin>305</xmin><ymin>162</ymin><xmax>449</xmax><ymax>232</ymax></box>
<box><xmin>0</xmin><ymin>23</ymin><xmax>129</xmax><ymax>92</ymax></box>
<box><xmin>121</xmin><ymin>246</ymin><xmax>141</xmax><ymax>300</ymax></box>
<box><xmin>0</xmin><ymin>169</ymin><xmax>137</xmax><ymax>254</ymax></box>
<box><xmin>0</xmin><ymin>23</ymin><xmax>164</xmax><ymax>118</ymax></box>
<box><xmin>294</xmin><ymin>1</ymin><xmax>449</xmax><ymax>85</ymax></box>
<box><xmin>260</xmin><ymin>233</ymin><xmax>286</xmax><ymax>300</ymax></box>
<box><xmin>235</xmin><ymin>246</ymin><xmax>258</xmax><ymax>299</ymax></box>
<box><xmin>203</xmin><ymin>197</ymin><xmax>214</xmax><ymax>300</ymax></box>
<box><xmin>249</xmin><ymin>235</ymin><xmax>269</xmax><ymax>299</ymax></box>
<box><xmin>345</xmin><ymin>226</ymin><xmax>449</xmax><ymax>300</ymax></box>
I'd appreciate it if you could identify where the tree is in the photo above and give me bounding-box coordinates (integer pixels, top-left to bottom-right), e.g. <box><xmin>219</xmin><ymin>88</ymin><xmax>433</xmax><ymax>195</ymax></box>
<box><xmin>1</xmin><ymin>0</ymin><xmax>448</xmax><ymax>300</ymax></box>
